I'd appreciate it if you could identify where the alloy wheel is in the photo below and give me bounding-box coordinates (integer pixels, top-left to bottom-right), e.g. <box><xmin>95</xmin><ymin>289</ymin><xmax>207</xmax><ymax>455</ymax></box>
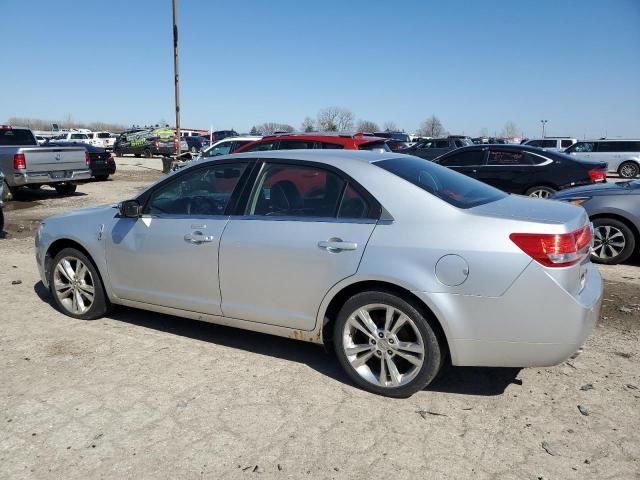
<box><xmin>620</xmin><ymin>163</ymin><xmax>639</xmax><ymax>179</ymax></box>
<box><xmin>53</xmin><ymin>256</ymin><xmax>95</xmax><ymax>315</ymax></box>
<box><xmin>342</xmin><ymin>304</ymin><xmax>425</xmax><ymax>388</ymax></box>
<box><xmin>528</xmin><ymin>188</ymin><xmax>553</xmax><ymax>198</ymax></box>
<box><xmin>593</xmin><ymin>225</ymin><xmax>626</xmax><ymax>260</ymax></box>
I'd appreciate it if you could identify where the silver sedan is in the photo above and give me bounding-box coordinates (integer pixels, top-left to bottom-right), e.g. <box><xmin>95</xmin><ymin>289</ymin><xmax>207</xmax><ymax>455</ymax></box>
<box><xmin>35</xmin><ymin>150</ymin><xmax>603</xmax><ymax>397</ymax></box>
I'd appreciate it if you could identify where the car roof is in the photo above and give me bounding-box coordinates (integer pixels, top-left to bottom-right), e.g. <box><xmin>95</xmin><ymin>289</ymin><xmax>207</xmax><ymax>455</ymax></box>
<box><xmin>202</xmin><ymin>149</ymin><xmax>400</xmax><ymax>165</ymax></box>
<box><xmin>578</xmin><ymin>138</ymin><xmax>640</xmax><ymax>142</ymax></box>
<box><xmin>248</xmin><ymin>132</ymin><xmax>388</xmax><ymax>145</ymax></box>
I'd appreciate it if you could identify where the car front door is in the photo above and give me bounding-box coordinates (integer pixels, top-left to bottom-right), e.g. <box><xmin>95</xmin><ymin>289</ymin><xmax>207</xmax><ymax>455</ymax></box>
<box><xmin>105</xmin><ymin>161</ymin><xmax>250</xmax><ymax>315</ymax></box>
<box><xmin>219</xmin><ymin>160</ymin><xmax>379</xmax><ymax>331</ymax></box>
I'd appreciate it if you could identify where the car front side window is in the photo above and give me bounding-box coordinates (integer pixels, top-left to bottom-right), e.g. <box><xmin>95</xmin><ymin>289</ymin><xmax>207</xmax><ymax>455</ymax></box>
<box><xmin>146</xmin><ymin>163</ymin><xmax>247</xmax><ymax>216</ymax></box>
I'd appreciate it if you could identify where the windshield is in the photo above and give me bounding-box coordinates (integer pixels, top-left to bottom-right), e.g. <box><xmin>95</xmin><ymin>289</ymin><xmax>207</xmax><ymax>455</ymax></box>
<box><xmin>359</xmin><ymin>141</ymin><xmax>391</xmax><ymax>152</ymax></box>
<box><xmin>375</xmin><ymin>156</ymin><xmax>506</xmax><ymax>209</ymax></box>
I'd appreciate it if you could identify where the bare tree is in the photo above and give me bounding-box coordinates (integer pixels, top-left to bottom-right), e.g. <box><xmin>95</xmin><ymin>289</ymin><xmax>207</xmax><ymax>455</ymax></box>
<box><xmin>417</xmin><ymin>115</ymin><xmax>446</xmax><ymax>137</ymax></box>
<box><xmin>301</xmin><ymin>117</ymin><xmax>315</xmax><ymax>132</ymax></box>
<box><xmin>317</xmin><ymin>107</ymin><xmax>354</xmax><ymax>131</ymax></box>
<box><xmin>251</xmin><ymin>122</ymin><xmax>295</xmax><ymax>135</ymax></box>
<box><xmin>6</xmin><ymin>116</ymin><xmax>126</xmax><ymax>132</ymax></box>
<box><xmin>501</xmin><ymin>121</ymin><xmax>519</xmax><ymax>138</ymax></box>
<box><xmin>383</xmin><ymin>121</ymin><xmax>398</xmax><ymax>132</ymax></box>
<box><xmin>356</xmin><ymin>119</ymin><xmax>379</xmax><ymax>132</ymax></box>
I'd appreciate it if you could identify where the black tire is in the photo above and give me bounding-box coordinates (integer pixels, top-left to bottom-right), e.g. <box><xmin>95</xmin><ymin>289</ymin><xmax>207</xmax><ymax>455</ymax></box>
<box><xmin>525</xmin><ymin>185</ymin><xmax>556</xmax><ymax>198</ymax></box>
<box><xmin>94</xmin><ymin>175</ymin><xmax>109</xmax><ymax>181</ymax></box>
<box><xmin>134</xmin><ymin>153</ymin><xmax>142</xmax><ymax>158</ymax></box>
<box><xmin>0</xmin><ymin>208</ymin><xmax>4</xmax><ymax>234</ymax></box>
<box><xmin>143</xmin><ymin>148</ymin><xmax>153</xmax><ymax>158</ymax></box>
<box><xmin>27</xmin><ymin>184</ymin><xmax>42</xmax><ymax>190</ymax></box>
<box><xmin>2</xmin><ymin>181</ymin><xmax>14</xmax><ymax>202</ymax></box>
<box><xmin>54</xmin><ymin>183</ymin><xmax>77</xmax><ymax>195</ymax></box>
<box><xmin>591</xmin><ymin>218</ymin><xmax>636</xmax><ymax>265</ymax></box>
<box><xmin>49</xmin><ymin>247</ymin><xmax>112</xmax><ymax>320</ymax></box>
<box><xmin>618</xmin><ymin>161</ymin><xmax>639</xmax><ymax>179</ymax></box>
<box><xmin>114</xmin><ymin>149</ymin><xmax>124</xmax><ymax>157</ymax></box>
<box><xmin>333</xmin><ymin>290</ymin><xmax>443</xmax><ymax>398</ymax></box>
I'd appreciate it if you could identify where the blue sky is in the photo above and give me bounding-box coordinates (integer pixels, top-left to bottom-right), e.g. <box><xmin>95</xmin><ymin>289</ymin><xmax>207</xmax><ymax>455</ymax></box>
<box><xmin>2</xmin><ymin>0</ymin><xmax>639</xmax><ymax>138</ymax></box>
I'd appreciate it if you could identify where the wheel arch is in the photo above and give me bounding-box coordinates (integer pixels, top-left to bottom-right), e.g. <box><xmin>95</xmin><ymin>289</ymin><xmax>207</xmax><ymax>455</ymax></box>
<box><xmin>45</xmin><ymin>238</ymin><xmax>108</xmax><ymax>292</ymax></box>
<box><xmin>617</xmin><ymin>159</ymin><xmax>640</xmax><ymax>173</ymax></box>
<box><xmin>319</xmin><ymin>279</ymin><xmax>451</xmax><ymax>362</ymax></box>
<box><xmin>590</xmin><ymin>213</ymin><xmax>640</xmax><ymax>247</ymax></box>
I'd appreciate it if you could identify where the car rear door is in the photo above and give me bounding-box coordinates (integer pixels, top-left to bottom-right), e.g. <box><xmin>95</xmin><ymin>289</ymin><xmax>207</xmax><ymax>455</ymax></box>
<box><xmin>105</xmin><ymin>161</ymin><xmax>250</xmax><ymax>315</ymax></box>
<box><xmin>481</xmin><ymin>149</ymin><xmax>538</xmax><ymax>193</ymax></box>
<box><xmin>218</xmin><ymin>160</ymin><xmax>379</xmax><ymax>331</ymax></box>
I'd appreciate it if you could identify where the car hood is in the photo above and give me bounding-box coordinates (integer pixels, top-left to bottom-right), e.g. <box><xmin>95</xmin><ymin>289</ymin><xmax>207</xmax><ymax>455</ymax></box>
<box><xmin>553</xmin><ymin>181</ymin><xmax>638</xmax><ymax>198</ymax></box>
<box><xmin>45</xmin><ymin>204</ymin><xmax>118</xmax><ymax>223</ymax></box>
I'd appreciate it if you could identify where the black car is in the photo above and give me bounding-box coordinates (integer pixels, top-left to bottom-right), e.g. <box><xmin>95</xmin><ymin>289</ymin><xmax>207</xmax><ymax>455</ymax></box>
<box><xmin>211</xmin><ymin>130</ymin><xmax>238</xmax><ymax>142</ymax></box>
<box><xmin>432</xmin><ymin>145</ymin><xmax>608</xmax><ymax>198</ymax></box>
<box><xmin>553</xmin><ymin>180</ymin><xmax>640</xmax><ymax>264</ymax></box>
<box><xmin>402</xmin><ymin>136</ymin><xmax>474</xmax><ymax>160</ymax></box>
<box><xmin>184</xmin><ymin>135</ymin><xmax>210</xmax><ymax>153</ymax></box>
<box><xmin>46</xmin><ymin>142</ymin><xmax>116</xmax><ymax>180</ymax></box>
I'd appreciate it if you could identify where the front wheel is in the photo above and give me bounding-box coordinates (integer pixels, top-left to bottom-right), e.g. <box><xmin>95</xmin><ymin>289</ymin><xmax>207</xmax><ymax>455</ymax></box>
<box><xmin>49</xmin><ymin>248</ymin><xmax>111</xmax><ymax>319</ymax></box>
<box><xmin>592</xmin><ymin>218</ymin><xmax>636</xmax><ymax>265</ymax></box>
<box><xmin>525</xmin><ymin>186</ymin><xmax>556</xmax><ymax>198</ymax></box>
<box><xmin>54</xmin><ymin>183</ymin><xmax>77</xmax><ymax>195</ymax></box>
<box><xmin>333</xmin><ymin>290</ymin><xmax>443</xmax><ymax>398</ymax></box>
<box><xmin>618</xmin><ymin>161</ymin><xmax>639</xmax><ymax>179</ymax></box>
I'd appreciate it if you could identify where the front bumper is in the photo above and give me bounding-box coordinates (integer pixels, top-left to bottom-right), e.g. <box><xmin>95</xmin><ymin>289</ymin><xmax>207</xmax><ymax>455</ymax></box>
<box><xmin>12</xmin><ymin>169</ymin><xmax>91</xmax><ymax>186</ymax></box>
<box><xmin>418</xmin><ymin>262</ymin><xmax>603</xmax><ymax>368</ymax></box>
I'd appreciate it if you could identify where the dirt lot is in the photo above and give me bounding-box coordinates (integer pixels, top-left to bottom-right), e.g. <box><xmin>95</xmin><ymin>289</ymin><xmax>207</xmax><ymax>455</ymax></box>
<box><xmin>1</xmin><ymin>162</ymin><xmax>639</xmax><ymax>479</ymax></box>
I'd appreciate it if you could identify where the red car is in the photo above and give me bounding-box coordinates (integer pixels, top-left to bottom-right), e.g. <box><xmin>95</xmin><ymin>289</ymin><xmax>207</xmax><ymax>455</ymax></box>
<box><xmin>233</xmin><ymin>132</ymin><xmax>391</xmax><ymax>153</ymax></box>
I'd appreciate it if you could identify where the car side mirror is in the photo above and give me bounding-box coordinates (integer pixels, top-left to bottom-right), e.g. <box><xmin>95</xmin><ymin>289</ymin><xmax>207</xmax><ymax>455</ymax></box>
<box><xmin>120</xmin><ymin>200</ymin><xmax>141</xmax><ymax>218</ymax></box>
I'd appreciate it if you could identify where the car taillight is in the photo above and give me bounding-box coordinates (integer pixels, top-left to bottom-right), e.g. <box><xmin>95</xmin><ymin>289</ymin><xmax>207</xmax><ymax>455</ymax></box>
<box><xmin>588</xmin><ymin>168</ymin><xmax>607</xmax><ymax>182</ymax></box>
<box><xmin>107</xmin><ymin>154</ymin><xmax>115</xmax><ymax>163</ymax></box>
<box><xmin>510</xmin><ymin>225</ymin><xmax>592</xmax><ymax>268</ymax></box>
<box><xmin>13</xmin><ymin>153</ymin><xmax>26</xmax><ymax>169</ymax></box>
<box><xmin>85</xmin><ymin>151</ymin><xmax>91</xmax><ymax>166</ymax></box>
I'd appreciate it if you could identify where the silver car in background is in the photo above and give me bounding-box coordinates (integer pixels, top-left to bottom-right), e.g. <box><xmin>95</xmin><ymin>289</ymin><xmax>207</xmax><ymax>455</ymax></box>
<box><xmin>35</xmin><ymin>150</ymin><xmax>603</xmax><ymax>397</ymax></box>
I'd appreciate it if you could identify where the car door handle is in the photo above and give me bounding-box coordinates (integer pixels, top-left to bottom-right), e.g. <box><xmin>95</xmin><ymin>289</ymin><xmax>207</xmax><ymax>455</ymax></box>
<box><xmin>184</xmin><ymin>231</ymin><xmax>215</xmax><ymax>244</ymax></box>
<box><xmin>318</xmin><ymin>239</ymin><xmax>358</xmax><ymax>252</ymax></box>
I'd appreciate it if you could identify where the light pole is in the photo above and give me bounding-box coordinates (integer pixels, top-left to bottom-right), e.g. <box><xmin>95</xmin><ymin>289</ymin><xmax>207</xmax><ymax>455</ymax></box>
<box><xmin>172</xmin><ymin>0</ymin><xmax>181</xmax><ymax>156</ymax></box>
<box><xmin>540</xmin><ymin>119</ymin><xmax>548</xmax><ymax>138</ymax></box>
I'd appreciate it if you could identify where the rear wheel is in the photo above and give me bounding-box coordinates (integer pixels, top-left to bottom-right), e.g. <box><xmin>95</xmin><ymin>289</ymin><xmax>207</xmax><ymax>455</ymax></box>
<box><xmin>592</xmin><ymin>218</ymin><xmax>636</xmax><ymax>265</ymax></box>
<box><xmin>143</xmin><ymin>148</ymin><xmax>153</xmax><ymax>158</ymax></box>
<box><xmin>618</xmin><ymin>161</ymin><xmax>639</xmax><ymax>179</ymax></box>
<box><xmin>94</xmin><ymin>174</ymin><xmax>109</xmax><ymax>181</ymax></box>
<box><xmin>333</xmin><ymin>290</ymin><xmax>443</xmax><ymax>398</ymax></box>
<box><xmin>0</xmin><ymin>208</ymin><xmax>4</xmax><ymax>233</ymax></box>
<box><xmin>49</xmin><ymin>248</ymin><xmax>111</xmax><ymax>319</ymax></box>
<box><xmin>525</xmin><ymin>186</ymin><xmax>556</xmax><ymax>198</ymax></box>
<box><xmin>54</xmin><ymin>183</ymin><xmax>77</xmax><ymax>195</ymax></box>
<box><xmin>1</xmin><ymin>181</ymin><xmax>13</xmax><ymax>202</ymax></box>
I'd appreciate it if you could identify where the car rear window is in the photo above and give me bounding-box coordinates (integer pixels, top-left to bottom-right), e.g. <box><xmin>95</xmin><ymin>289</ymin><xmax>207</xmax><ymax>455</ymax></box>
<box><xmin>0</xmin><ymin>128</ymin><xmax>37</xmax><ymax>146</ymax></box>
<box><xmin>375</xmin><ymin>157</ymin><xmax>506</xmax><ymax>209</ymax></box>
<box><xmin>359</xmin><ymin>141</ymin><xmax>390</xmax><ymax>152</ymax></box>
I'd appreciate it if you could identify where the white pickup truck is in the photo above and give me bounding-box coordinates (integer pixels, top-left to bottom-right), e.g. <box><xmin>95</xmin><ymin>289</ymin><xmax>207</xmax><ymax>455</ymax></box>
<box><xmin>0</xmin><ymin>125</ymin><xmax>91</xmax><ymax>201</ymax></box>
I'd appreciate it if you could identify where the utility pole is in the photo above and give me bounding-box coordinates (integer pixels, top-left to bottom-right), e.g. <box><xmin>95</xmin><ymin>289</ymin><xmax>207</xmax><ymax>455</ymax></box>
<box><xmin>172</xmin><ymin>0</ymin><xmax>181</xmax><ymax>155</ymax></box>
<box><xmin>540</xmin><ymin>119</ymin><xmax>548</xmax><ymax>138</ymax></box>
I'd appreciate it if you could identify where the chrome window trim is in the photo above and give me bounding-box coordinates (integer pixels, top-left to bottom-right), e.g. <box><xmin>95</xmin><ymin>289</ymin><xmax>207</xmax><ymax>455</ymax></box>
<box><xmin>234</xmin><ymin>215</ymin><xmax>379</xmax><ymax>225</ymax></box>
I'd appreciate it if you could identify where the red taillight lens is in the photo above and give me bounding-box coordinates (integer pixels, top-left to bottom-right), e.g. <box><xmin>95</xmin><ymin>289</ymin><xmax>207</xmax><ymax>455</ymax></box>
<box><xmin>510</xmin><ymin>225</ymin><xmax>592</xmax><ymax>268</ymax></box>
<box><xmin>107</xmin><ymin>154</ymin><xmax>115</xmax><ymax>163</ymax></box>
<box><xmin>85</xmin><ymin>151</ymin><xmax>91</xmax><ymax>166</ymax></box>
<box><xmin>588</xmin><ymin>168</ymin><xmax>607</xmax><ymax>182</ymax></box>
<box><xmin>13</xmin><ymin>153</ymin><xmax>26</xmax><ymax>169</ymax></box>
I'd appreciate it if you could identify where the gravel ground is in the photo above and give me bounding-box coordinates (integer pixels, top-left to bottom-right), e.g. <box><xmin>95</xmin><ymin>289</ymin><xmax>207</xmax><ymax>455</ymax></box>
<box><xmin>0</xmin><ymin>161</ymin><xmax>638</xmax><ymax>479</ymax></box>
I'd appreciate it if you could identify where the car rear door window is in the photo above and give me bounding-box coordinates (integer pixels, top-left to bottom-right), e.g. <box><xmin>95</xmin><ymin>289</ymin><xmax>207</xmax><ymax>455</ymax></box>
<box><xmin>596</xmin><ymin>141</ymin><xmax>619</xmax><ymax>153</ymax></box>
<box><xmin>487</xmin><ymin>150</ymin><xmax>533</xmax><ymax>165</ymax></box>
<box><xmin>278</xmin><ymin>139</ymin><xmax>317</xmax><ymax>150</ymax></box>
<box><xmin>246</xmin><ymin>164</ymin><xmax>345</xmax><ymax>218</ymax></box>
<box><xmin>245</xmin><ymin>141</ymin><xmax>278</xmax><ymax>152</ymax></box>
<box><xmin>438</xmin><ymin>150</ymin><xmax>485</xmax><ymax>167</ymax></box>
<box><xmin>320</xmin><ymin>142</ymin><xmax>345</xmax><ymax>149</ymax></box>
<box><xmin>147</xmin><ymin>163</ymin><xmax>248</xmax><ymax>216</ymax></box>
<box><xmin>337</xmin><ymin>184</ymin><xmax>370</xmax><ymax>219</ymax></box>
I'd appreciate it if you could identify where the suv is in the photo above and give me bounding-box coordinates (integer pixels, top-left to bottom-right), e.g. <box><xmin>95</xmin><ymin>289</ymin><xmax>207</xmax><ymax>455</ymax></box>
<box><xmin>234</xmin><ymin>132</ymin><xmax>390</xmax><ymax>153</ymax></box>
<box><xmin>565</xmin><ymin>139</ymin><xmax>640</xmax><ymax>178</ymax></box>
<box><xmin>114</xmin><ymin>128</ymin><xmax>188</xmax><ymax>157</ymax></box>
<box><xmin>401</xmin><ymin>136</ymin><xmax>474</xmax><ymax>160</ymax></box>
<box><xmin>524</xmin><ymin>137</ymin><xmax>577</xmax><ymax>151</ymax></box>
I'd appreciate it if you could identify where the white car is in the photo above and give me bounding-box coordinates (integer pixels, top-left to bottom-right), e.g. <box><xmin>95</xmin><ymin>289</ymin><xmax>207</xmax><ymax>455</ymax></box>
<box><xmin>86</xmin><ymin>131</ymin><xmax>115</xmax><ymax>150</ymax></box>
<box><xmin>51</xmin><ymin>131</ymin><xmax>91</xmax><ymax>143</ymax></box>
<box><xmin>199</xmin><ymin>136</ymin><xmax>262</xmax><ymax>159</ymax></box>
<box><xmin>524</xmin><ymin>138</ymin><xmax>577</xmax><ymax>151</ymax></box>
<box><xmin>566</xmin><ymin>139</ymin><xmax>640</xmax><ymax>178</ymax></box>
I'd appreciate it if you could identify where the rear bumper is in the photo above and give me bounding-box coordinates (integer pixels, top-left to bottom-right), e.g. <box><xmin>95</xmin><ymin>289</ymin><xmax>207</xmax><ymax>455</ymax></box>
<box><xmin>418</xmin><ymin>262</ymin><xmax>603</xmax><ymax>367</ymax></box>
<box><xmin>12</xmin><ymin>169</ymin><xmax>91</xmax><ymax>186</ymax></box>
<box><xmin>90</xmin><ymin>164</ymin><xmax>116</xmax><ymax>176</ymax></box>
